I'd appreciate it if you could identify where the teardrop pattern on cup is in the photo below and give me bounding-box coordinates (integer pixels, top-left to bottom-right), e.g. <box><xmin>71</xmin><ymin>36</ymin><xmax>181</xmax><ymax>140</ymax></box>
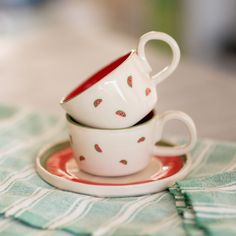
<box><xmin>79</xmin><ymin>156</ymin><xmax>85</xmax><ymax>161</ymax></box>
<box><xmin>145</xmin><ymin>88</ymin><xmax>151</xmax><ymax>96</ymax></box>
<box><xmin>94</xmin><ymin>99</ymin><xmax>103</xmax><ymax>107</ymax></box>
<box><xmin>127</xmin><ymin>76</ymin><xmax>133</xmax><ymax>88</ymax></box>
<box><xmin>94</xmin><ymin>144</ymin><xmax>103</xmax><ymax>153</ymax></box>
<box><xmin>115</xmin><ymin>110</ymin><xmax>126</xmax><ymax>117</ymax></box>
<box><xmin>137</xmin><ymin>137</ymin><xmax>145</xmax><ymax>143</ymax></box>
<box><xmin>120</xmin><ymin>160</ymin><xmax>128</xmax><ymax>165</ymax></box>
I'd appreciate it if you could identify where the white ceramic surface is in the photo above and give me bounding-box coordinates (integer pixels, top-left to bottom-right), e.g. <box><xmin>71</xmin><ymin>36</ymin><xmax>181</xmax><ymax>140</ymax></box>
<box><xmin>67</xmin><ymin>110</ymin><xmax>196</xmax><ymax>177</ymax></box>
<box><xmin>60</xmin><ymin>31</ymin><xmax>180</xmax><ymax>129</ymax></box>
<box><xmin>35</xmin><ymin>140</ymin><xmax>192</xmax><ymax>197</ymax></box>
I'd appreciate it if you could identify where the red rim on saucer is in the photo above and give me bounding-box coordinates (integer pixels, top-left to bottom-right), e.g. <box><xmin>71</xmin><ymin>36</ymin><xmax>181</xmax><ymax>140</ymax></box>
<box><xmin>36</xmin><ymin>140</ymin><xmax>191</xmax><ymax>197</ymax></box>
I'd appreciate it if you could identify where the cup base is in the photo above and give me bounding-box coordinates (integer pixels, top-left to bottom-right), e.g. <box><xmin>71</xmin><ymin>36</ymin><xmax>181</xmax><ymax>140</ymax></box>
<box><xmin>78</xmin><ymin>163</ymin><xmax>151</xmax><ymax>178</ymax></box>
<box><xmin>35</xmin><ymin>140</ymin><xmax>190</xmax><ymax>197</ymax></box>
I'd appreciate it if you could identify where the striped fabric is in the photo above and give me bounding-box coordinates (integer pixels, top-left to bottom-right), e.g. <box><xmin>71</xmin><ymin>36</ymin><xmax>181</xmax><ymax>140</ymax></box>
<box><xmin>171</xmin><ymin>171</ymin><xmax>236</xmax><ymax>236</ymax></box>
<box><xmin>169</xmin><ymin>141</ymin><xmax>236</xmax><ymax>236</ymax></box>
<box><xmin>0</xmin><ymin>104</ymin><xmax>236</xmax><ymax>236</ymax></box>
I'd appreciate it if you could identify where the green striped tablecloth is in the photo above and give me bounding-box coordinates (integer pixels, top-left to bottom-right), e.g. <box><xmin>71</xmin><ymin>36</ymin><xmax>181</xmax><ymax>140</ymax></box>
<box><xmin>0</xmin><ymin>104</ymin><xmax>236</xmax><ymax>236</ymax></box>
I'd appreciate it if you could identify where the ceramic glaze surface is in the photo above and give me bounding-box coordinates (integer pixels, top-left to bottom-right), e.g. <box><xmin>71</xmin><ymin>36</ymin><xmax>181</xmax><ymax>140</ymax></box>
<box><xmin>46</xmin><ymin>146</ymin><xmax>184</xmax><ymax>185</ymax></box>
<box><xmin>66</xmin><ymin>110</ymin><xmax>196</xmax><ymax>177</ymax></box>
<box><xmin>61</xmin><ymin>31</ymin><xmax>180</xmax><ymax>129</ymax></box>
<box><xmin>35</xmin><ymin>140</ymin><xmax>192</xmax><ymax>197</ymax></box>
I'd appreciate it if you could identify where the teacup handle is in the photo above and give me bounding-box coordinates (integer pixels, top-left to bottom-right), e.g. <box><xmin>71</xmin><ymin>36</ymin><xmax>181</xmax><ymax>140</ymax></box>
<box><xmin>153</xmin><ymin>111</ymin><xmax>197</xmax><ymax>156</ymax></box>
<box><xmin>137</xmin><ymin>31</ymin><xmax>180</xmax><ymax>85</ymax></box>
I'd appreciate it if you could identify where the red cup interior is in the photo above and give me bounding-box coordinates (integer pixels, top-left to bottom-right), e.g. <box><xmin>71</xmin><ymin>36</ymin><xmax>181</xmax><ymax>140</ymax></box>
<box><xmin>63</xmin><ymin>51</ymin><xmax>131</xmax><ymax>102</ymax></box>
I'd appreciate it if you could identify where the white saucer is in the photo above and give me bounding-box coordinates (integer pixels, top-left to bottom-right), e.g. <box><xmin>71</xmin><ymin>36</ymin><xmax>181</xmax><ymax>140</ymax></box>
<box><xmin>36</xmin><ymin>140</ymin><xmax>191</xmax><ymax>197</ymax></box>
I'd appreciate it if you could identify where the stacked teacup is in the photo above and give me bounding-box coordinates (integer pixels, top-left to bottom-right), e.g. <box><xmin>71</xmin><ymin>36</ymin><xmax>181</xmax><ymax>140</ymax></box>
<box><xmin>60</xmin><ymin>31</ymin><xmax>197</xmax><ymax>177</ymax></box>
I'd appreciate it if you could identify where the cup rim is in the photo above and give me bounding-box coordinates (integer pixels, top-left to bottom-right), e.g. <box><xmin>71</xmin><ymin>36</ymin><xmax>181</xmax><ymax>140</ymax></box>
<box><xmin>60</xmin><ymin>50</ymin><xmax>136</xmax><ymax>104</ymax></box>
<box><xmin>66</xmin><ymin>111</ymin><xmax>157</xmax><ymax>132</ymax></box>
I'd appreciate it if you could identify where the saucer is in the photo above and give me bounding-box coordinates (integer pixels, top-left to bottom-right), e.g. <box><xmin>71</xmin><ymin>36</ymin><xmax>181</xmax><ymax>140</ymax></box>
<box><xmin>36</xmin><ymin>140</ymin><xmax>191</xmax><ymax>197</ymax></box>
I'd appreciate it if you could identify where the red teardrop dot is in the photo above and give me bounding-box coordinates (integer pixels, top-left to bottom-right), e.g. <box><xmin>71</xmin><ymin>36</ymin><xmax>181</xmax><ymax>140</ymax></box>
<box><xmin>127</xmin><ymin>76</ymin><xmax>133</xmax><ymax>88</ymax></box>
<box><xmin>94</xmin><ymin>144</ymin><xmax>103</xmax><ymax>153</ymax></box>
<box><xmin>137</xmin><ymin>137</ymin><xmax>145</xmax><ymax>143</ymax></box>
<box><xmin>145</xmin><ymin>88</ymin><xmax>151</xmax><ymax>96</ymax></box>
<box><xmin>116</xmin><ymin>110</ymin><xmax>126</xmax><ymax>117</ymax></box>
<box><xmin>94</xmin><ymin>99</ymin><xmax>103</xmax><ymax>107</ymax></box>
<box><xmin>120</xmin><ymin>160</ymin><xmax>128</xmax><ymax>165</ymax></box>
<box><xmin>79</xmin><ymin>156</ymin><xmax>85</xmax><ymax>161</ymax></box>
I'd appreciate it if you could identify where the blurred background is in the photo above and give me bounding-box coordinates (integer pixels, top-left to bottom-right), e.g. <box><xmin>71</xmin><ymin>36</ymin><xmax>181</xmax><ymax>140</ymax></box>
<box><xmin>0</xmin><ymin>0</ymin><xmax>235</xmax><ymax>140</ymax></box>
<box><xmin>1</xmin><ymin>0</ymin><xmax>236</xmax><ymax>69</ymax></box>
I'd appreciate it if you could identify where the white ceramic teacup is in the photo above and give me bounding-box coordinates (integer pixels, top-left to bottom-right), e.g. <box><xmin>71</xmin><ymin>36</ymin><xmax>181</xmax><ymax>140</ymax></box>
<box><xmin>61</xmin><ymin>31</ymin><xmax>180</xmax><ymax>129</ymax></box>
<box><xmin>66</xmin><ymin>110</ymin><xmax>197</xmax><ymax>177</ymax></box>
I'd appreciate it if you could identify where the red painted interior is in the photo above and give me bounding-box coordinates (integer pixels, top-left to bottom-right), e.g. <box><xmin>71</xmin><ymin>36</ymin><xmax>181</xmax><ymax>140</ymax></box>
<box><xmin>63</xmin><ymin>52</ymin><xmax>131</xmax><ymax>102</ymax></box>
<box><xmin>46</xmin><ymin>147</ymin><xmax>184</xmax><ymax>186</ymax></box>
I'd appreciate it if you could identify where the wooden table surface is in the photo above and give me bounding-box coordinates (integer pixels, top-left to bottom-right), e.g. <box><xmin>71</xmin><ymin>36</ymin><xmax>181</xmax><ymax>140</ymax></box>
<box><xmin>0</xmin><ymin>25</ymin><xmax>235</xmax><ymax>141</ymax></box>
